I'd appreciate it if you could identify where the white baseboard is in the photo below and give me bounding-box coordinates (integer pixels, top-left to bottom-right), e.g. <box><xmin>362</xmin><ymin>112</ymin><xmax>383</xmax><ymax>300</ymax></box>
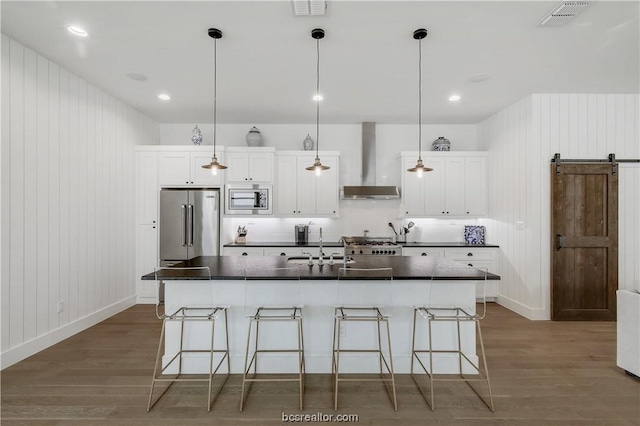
<box><xmin>497</xmin><ymin>294</ymin><xmax>549</xmax><ymax>320</ymax></box>
<box><xmin>1</xmin><ymin>295</ymin><xmax>137</xmax><ymax>369</ymax></box>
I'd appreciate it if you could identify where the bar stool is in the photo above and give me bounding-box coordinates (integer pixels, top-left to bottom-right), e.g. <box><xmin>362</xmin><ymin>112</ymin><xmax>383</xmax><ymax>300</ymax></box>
<box><xmin>410</xmin><ymin>267</ymin><xmax>494</xmax><ymax>411</ymax></box>
<box><xmin>147</xmin><ymin>266</ymin><xmax>230</xmax><ymax>411</ymax></box>
<box><xmin>240</xmin><ymin>267</ymin><xmax>305</xmax><ymax>411</ymax></box>
<box><xmin>333</xmin><ymin>267</ymin><xmax>397</xmax><ymax>411</ymax></box>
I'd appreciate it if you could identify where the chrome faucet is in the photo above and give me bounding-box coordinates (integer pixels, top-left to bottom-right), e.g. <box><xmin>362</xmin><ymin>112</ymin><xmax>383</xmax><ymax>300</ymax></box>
<box><xmin>318</xmin><ymin>227</ymin><xmax>324</xmax><ymax>266</ymax></box>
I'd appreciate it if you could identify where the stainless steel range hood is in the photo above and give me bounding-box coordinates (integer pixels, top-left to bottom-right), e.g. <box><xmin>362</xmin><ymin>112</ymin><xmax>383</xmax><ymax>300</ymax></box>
<box><xmin>342</xmin><ymin>122</ymin><xmax>400</xmax><ymax>200</ymax></box>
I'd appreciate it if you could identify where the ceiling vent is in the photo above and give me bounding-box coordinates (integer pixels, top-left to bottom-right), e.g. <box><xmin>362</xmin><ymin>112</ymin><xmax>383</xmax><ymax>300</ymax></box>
<box><xmin>292</xmin><ymin>0</ymin><xmax>327</xmax><ymax>16</ymax></box>
<box><xmin>538</xmin><ymin>1</ymin><xmax>589</xmax><ymax>26</ymax></box>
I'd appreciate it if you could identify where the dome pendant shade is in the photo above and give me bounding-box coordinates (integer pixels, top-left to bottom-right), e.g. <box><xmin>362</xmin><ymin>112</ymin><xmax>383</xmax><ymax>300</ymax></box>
<box><xmin>306</xmin><ymin>28</ymin><xmax>330</xmax><ymax>175</ymax></box>
<box><xmin>202</xmin><ymin>155</ymin><xmax>228</xmax><ymax>170</ymax></box>
<box><xmin>201</xmin><ymin>27</ymin><xmax>227</xmax><ymax>172</ymax></box>
<box><xmin>408</xmin><ymin>28</ymin><xmax>432</xmax><ymax>177</ymax></box>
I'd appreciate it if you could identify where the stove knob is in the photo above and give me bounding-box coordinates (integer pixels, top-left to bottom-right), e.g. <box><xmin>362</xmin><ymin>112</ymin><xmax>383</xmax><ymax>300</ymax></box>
<box><xmin>382</xmin><ymin>250</ymin><xmax>387</xmax><ymax>254</ymax></box>
<box><xmin>391</xmin><ymin>250</ymin><xmax>396</xmax><ymax>255</ymax></box>
<box><xmin>359</xmin><ymin>250</ymin><xmax>364</xmax><ymax>254</ymax></box>
<box><xmin>351</xmin><ymin>250</ymin><xmax>356</xmax><ymax>255</ymax></box>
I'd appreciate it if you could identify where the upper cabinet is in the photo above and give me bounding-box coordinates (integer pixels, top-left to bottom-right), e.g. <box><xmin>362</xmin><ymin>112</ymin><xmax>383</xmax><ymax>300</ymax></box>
<box><xmin>401</xmin><ymin>152</ymin><xmax>487</xmax><ymax>217</ymax></box>
<box><xmin>225</xmin><ymin>147</ymin><xmax>275</xmax><ymax>183</ymax></box>
<box><xmin>158</xmin><ymin>147</ymin><xmax>225</xmax><ymax>186</ymax></box>
<box><xmin>275</xmin><ymin>151</ymin><xmax>340</xmax><ymax>217</ymax></box>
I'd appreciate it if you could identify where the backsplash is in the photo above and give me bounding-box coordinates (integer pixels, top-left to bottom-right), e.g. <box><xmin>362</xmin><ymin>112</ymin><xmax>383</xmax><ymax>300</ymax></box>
<box><xmin>221</xmin><ymin>201</ymin><xmax>482</xmax><ymax>246</ymax></box>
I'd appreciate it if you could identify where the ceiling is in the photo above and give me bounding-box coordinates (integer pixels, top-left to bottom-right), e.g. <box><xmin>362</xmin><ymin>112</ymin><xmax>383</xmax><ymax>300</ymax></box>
<box><xmin>2</xmin><ymin>1</ymin><xmax>638</xmax><ymax>125</ymax></box>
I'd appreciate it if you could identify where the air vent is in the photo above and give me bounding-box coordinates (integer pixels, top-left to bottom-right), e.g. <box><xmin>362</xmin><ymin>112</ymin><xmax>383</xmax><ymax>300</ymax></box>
<box><xmin>292</xmin><ymin>0</ymin><xmax>327</xmax><ymax>16</ymax></box>
<box><xmin>538</xmin><ymin>1</ymin><xmax>589</xmax><ymax>27</ymax></box>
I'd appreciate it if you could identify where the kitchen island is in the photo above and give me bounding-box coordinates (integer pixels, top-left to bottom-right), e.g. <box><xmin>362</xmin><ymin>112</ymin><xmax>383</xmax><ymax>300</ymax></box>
<box><xmin>142</xmin><ymin>256</ymin><xmax>499</xmax><ymax>374</ymax></box>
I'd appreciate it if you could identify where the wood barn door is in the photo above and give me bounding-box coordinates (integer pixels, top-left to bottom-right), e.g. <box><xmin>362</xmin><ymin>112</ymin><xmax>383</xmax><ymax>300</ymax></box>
<box><xmin>551</xmin><ymin>163</ymin><xmax>618</xmax><ymax>321</ymax></box>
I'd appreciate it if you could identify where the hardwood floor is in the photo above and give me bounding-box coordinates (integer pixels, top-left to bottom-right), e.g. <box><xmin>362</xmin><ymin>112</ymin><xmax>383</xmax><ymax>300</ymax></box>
<box><xmin>2</xmin><ymin>304</ymin><xmax>639</xmax><ymax>425</ymax></box>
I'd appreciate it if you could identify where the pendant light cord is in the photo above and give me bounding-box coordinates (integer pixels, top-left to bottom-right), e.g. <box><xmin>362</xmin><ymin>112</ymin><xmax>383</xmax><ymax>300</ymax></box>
<box><xmin>418</xmin><ymin>37</ymin><xmax>422</xmax><ymax>162</ymax></box>
<box><xmin>213</xmin><ymin>37</ymin><xmax>218</xmax><ymax>157</ymax></box>
<box><xmin>316</xmin><ymin>37</ymin><xmax>320</xmax><ymax>159</ymax></box>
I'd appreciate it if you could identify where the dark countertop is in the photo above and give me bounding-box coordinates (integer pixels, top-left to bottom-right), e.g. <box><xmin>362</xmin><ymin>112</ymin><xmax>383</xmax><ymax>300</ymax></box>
<box><xmin>142</xmin><ymin>256</ymin><xmax>500</xmax><ymax>281</ymax></box>
<box><xmin>224</xmin><ymin>241</ymin><xmax>499</xmax><ymax>248</ymax></box>
<box><xmin>224</xmin><ymin>242</ymin><xmax>343</xmax><ymax>248</ymax></box>
<box><xmin>401</xmin><ymin>242</ymin><xmax>500</xmax><ymax>248</ymax></box>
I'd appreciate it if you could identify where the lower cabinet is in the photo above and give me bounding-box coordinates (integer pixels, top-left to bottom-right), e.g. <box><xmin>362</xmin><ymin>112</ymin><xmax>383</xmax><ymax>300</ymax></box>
<box><xmin>224</xmin><ymin>246</ymin><xmax>344</xmax><ymax>257</ymax></box>
<box><xmin>403</xmin><ymin>246</ymin><xmax>499</xmax><ymax>300</ymax></box>
<box><xmin>223</xmin><ymin>247</ymin><xmax>266</xmax><ymax>256</ymax></box>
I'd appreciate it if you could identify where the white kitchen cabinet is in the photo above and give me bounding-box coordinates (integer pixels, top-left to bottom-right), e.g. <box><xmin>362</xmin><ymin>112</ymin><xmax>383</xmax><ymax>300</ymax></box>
<box><xmin>224</xmin><ymin>246</ymin><xmax>343</xmax><ymax>258</ymax></box>
<box><xmin>402</xmin><ymin>246</ymin><xmax>499</xmax><ymax>299</ymax></box>
<box><xmin>464</xmin><ymin>157</ymin><xmax>487</xmax><ymax>216</ymax></box>
<box><xmin>136</xmin><ymin>151</ymin><xmax>158</xmax><ymax>225</ymax></box>
<box><xmin>444</xmin><ymin>247</ymin><xmax>498</xmax><ymax>299</ymax></box>
<box><xmin>401</xmin><ymin>247</ymin><xmax>445</xmax><ymax>257</ymax></box>
<box><xmin>225</xmin><ymin>148</ymin><xmax>274</xmax><ymax>183</ymax></box>
<box><xmin>136</xmin><ymin>223</ymin><xmax>158</xmax><ymax>303</ymax></box>
<box><xmin>401</xmin><ymin>152</ymin><xmax>487</xmax><ymax>217</ymax></box>
<box><xmin>223</xmin><ymin>247</ymin><xmax>266</xmax><ymax>256</ymax></box>
<box><xmin>275</xmin><ymin>152</ymin><xmax>339</xmax><ymax>217</ymax></box>
<box><xmin>263</xmin><ymin>247</ymin><xmax>305</xmax><ymax>257</ymax></box>
<box><xmin>158</xmin><ymin>148</ymin><xmax>225</xmax><ymax>186</ymax></box>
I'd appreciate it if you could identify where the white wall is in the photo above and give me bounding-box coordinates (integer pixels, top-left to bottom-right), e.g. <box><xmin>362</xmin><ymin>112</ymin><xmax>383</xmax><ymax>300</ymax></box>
<box><xmin>161</xmin><ymin>123</ymin><xmax>481</xmax><ymax>244</ymax></box>
<box><xmin>0</xmin><ymin>35</ymin><xmax>159</xmax><ymax>368</ymax></box>
<box><xmin>478</xmin><ymin>94</ymin><xmax>640</xmax><ymax>320</ymax></box>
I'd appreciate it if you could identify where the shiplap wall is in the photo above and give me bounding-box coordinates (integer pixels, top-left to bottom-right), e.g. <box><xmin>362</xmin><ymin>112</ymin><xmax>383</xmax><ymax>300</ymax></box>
<box><xmin>478</xmin><ymin>94</ymin><xmax>640</xmax><ymax>319</ymax></box>
<box><xmin>1</xmin><ymin>35</ymin><xmax>159</xmax><ymax>368</ymax></box>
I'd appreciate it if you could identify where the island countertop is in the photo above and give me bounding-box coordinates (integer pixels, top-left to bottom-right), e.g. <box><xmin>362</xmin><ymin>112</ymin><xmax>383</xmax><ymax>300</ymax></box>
<box><xmin>142</xmin><ymin>255</ymin><xmax>500</xmax><ymax>281</ymax></box>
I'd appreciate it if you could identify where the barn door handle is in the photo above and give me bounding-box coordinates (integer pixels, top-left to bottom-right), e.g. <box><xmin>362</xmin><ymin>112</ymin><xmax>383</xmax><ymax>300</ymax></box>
<box><xmin>556</xmin><ymin>233</ymin><xmax>564</xmax><ymax>251</ymax></box>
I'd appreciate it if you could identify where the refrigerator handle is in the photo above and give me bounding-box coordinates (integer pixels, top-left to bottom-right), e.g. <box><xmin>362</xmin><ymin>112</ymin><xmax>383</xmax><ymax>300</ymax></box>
<box><xmin>187</xmin><ymin>204</ymin><xmax>194</xmax><ymax>247</ymax></box>
<box><xmin>181</xmin><ymin>204</ymin><xmax>187</xmax><ymax>246</ymax></box>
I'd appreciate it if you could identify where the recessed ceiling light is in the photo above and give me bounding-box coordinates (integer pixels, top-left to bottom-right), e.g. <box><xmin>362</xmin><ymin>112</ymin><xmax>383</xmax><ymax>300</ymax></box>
<box><xmin>158</xmin><ymin>94</ymin><xmax>171</xmax><ymax>101</ymax></box>
<box><xmin>312</xmin><ymin>94</ymin><xmax>323</xmax><ymax>101</ymax></box>
<box><xmin>449</xmin><ymin>95</ymin><xmax>461</xmax><ymax>102</ymax></box>
<box><xmin>67</xmin><ymin>26</ymin><xmax>88</xmax><ymax>37</ymax></box>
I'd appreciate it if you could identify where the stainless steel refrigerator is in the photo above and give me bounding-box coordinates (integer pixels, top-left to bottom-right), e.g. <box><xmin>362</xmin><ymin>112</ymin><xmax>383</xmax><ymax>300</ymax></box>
<box><xmin>159</xmin><ymin>188</ymin><xmax>220</xmax><ymax>262</ymax></box>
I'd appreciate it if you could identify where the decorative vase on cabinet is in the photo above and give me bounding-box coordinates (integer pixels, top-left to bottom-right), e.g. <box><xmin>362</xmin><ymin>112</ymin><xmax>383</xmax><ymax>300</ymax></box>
<box><xmin>191</xmin><ymin>125</ymin><xmax>203</xmax><ymax>146</ymax></box>
<box><xmin>303</xmin><ymin>134</ymin><xmax>314</xmax><ymax>151</ymax></box>
<box><xmin>431</xmin><ymin>136</ymin><xmax>451</xmax><ymax>151</ymax></box>
<box><xmin>246</xmin><ymin>126</ymin><xmax>263</xmax><ymax>147</ymax></box>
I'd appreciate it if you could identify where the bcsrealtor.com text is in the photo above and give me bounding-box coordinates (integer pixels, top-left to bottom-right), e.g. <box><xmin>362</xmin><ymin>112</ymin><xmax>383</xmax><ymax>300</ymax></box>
<box><xmin>282</xmin><ymin>412</ymin><xmax>359</xmax><ymax>422</ymax></box>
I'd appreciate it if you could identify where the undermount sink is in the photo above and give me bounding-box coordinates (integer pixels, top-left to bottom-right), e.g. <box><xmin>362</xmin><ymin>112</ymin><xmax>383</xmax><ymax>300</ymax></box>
<box><xmin>287</xmin><ymin>256</ymin><xmax>355</xmax><ymax>265</ymax></box>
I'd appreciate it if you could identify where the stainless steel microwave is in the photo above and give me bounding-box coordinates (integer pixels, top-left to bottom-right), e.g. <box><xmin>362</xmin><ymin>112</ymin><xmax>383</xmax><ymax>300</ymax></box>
<box><xmin>225</xmin><ymin>185</ymin><xmax>272</xmax><ymax>215</ymax></box>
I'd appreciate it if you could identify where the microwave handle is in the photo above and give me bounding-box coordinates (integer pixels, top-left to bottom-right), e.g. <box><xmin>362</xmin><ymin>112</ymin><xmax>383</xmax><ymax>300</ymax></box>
<box><xmin>254</xmin><ymin>192</ymin><xmax>261</xmax><ymax>207</ymax></box>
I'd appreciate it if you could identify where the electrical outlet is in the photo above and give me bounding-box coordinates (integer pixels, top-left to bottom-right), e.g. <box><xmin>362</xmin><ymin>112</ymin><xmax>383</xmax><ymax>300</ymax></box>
<box><xmin>57</xmin><ymin>300</ymin><xmax>65</xmax><ymax>313</ymax></box>
<box><xmin>339</xmin><ymin>324</ymin><xmax>346</xmax><ymax>337</ymax></box>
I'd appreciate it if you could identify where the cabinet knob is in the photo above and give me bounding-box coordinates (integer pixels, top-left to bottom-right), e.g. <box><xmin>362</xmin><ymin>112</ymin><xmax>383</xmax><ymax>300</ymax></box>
<box><xmin>152</xmin><ymin>226</ymin><xmax>156</xmax><ymax>229</ymax></box>
<box><xmin>468</xmin><ymin>263</ymin><xmax>473</xmax><ymax>267</ymax></box>
<box><xmin>446</xmin><ymin>211</ymin><xmax>449</xmax><ymax>214</ymax></box>
<box><xmin>242</xmin><ymin>252</ymin><xmax>248</xmax><ymax>256</ymax></box>
<box><xmin>190</xmin><ymin>181</ymin><xmax>193</xmax><ymax>184</ymax></box>
<box><xmin>245</xmin><ymin>178</ymin><xmax>248</xmax><ymax>181</ymax></box>
<box><xmin>421</xmin><ymin>253</ymin><xmax>427</xmax><ymax>256</ymax></box>
<box><xmin>467</xmin><ymin>211</ymin><xmax>470</xmax><ymax>214</ymax></box>
<box><xmin>249</xmin><ymin>178</ymin><xmax>252</xmax><ymax>181</ymax></box>
<box><xmin>186</xmin><ymin>181</ymin><xmax>189</xmax><ymax>184</ymax></box>
<box><xmin>153</xmin><ymin>220</ymin><xmax>156</xmax><ymax>223</ymax></box>
<box><xmin>280</xmin><ymin>252</ymin><xmax>286</xmax><ymax>256</ymax></box>
<box><xmin>442</xmin><ymin>211</ymin><xmax>445</xmax><ymax>214</ymax></box>
<box><xmin>467</xmin><ymin>253</ymin><xmax>473</xmax><ymax>257</ymax></box>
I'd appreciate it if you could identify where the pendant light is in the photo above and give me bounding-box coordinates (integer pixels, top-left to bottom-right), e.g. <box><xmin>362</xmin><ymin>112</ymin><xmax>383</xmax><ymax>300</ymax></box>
<box><xmin>305</xmin><ymin>28</ymin><xmax>330</xmax><ymax>176</ymax></box>
<box><xmin>202</xmin><ymin>28</ymin><xmax>227</xmax><ymax>175</ymax></box>
<box><xmin>407</xmin><ymin>28</ymin><xmax>433</xmax><ymax>178</ymax></box>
